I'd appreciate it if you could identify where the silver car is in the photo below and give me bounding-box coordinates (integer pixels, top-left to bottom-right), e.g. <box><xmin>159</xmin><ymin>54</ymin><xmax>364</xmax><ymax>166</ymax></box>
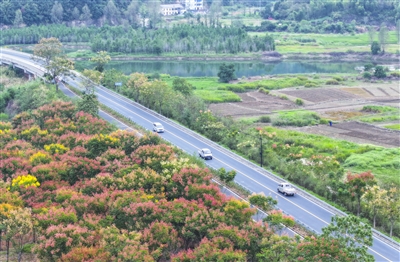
<box><xmin>153</xmin><ymin>122</ymin><xmax>164</xmax><ymax>133</ymax></box>
<box><xmin>277</xmin><ymin>183</ymin><xmax>296</xmax><ymax>196</ymax></box>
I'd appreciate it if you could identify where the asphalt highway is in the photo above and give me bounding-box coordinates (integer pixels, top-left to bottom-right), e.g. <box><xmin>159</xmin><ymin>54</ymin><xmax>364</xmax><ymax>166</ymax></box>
<box><xmin>1</xmin><ymin>48</ymin><xmax>398</xmax><ymax>261</ymax></box>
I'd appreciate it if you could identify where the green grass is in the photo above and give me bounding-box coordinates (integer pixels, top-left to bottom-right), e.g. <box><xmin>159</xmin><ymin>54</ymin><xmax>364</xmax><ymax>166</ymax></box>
<box><xmin>351</xmin><ymin>105</ymin><xmax>400</xmax><ymax>123</ymax></box>
<box><xmin>272</xmin><ymin>110</ymin><xmax>321</xmax><ymax>127</ymax></box>
<box><xmin>384</xmin><ymin>124</ymin><xmax>400</xmax><ymax>130</ymax></box>
<box><xmin>248</xmin><ymin>31</ymin><xmax>399</xmax><ymax>54</ymax></box>
<box><xmin>344</xmin><ymin>148</ymin><xmax>400</xmax><ymax>186</ymax></box>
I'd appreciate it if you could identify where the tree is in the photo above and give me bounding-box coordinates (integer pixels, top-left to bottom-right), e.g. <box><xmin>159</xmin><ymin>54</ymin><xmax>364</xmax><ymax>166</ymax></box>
<box><xmin>322</xmin><ymin>215</ymin><xmax>374</xmax><ymax>262</ymax></box>
<box><xmin>249</xmin><ymin>193</ymin><xmax>277</xmax><ymax>213</ymax></box>
<box><xmin>367</xmin><ymin>26</ymin><xmax>376</xmax><ymax>44</ymax></box>
<box><xmin>72</xmin><ymin>7</ymin><xmax>80</xmax><ymax>20</ymax></box>
<box><xmin>80</xmin><ymin>4</ymin><xmax>92</xmax><ymax>21</ymax></box>
<box><xmin>33</xmin><ymin>37</ymin><xmax>63</xmax><ymax>67</ymax></box>
<box><xmin>217</xmin><ymin>167</ymin><xmax>236</xmax><ymax>184</ymax></box>
<box><xmin>345</xmin><ymin>171</ymin><xmax>376</xmax><ymax>216</ymax></box>
<box><xmin>46</xmin><ymin>56</ymin><xmax>74</xmax><ymax>88</ymax></box>
<box><xmin>374</xmin><ymin>66</ymin><xmax>386</xmax><ymax>78</ymax></box>
<box><xmin>90</xmin><ymin>51</ymin><xmax>111</xmax><ymax>72</ymax></box>
<box><xmin>361</xmin><ymin>185</ymin><xmax>385</xmax><ymax>228</ymax></box>
<box><xmin>3</xmin><ymin>208</ymin><xmax>33</xmax><ymax>262</ymax></box>
<box><xmin>125</xmin><ymin>0</ymin><xmax>139</xmax><ymax>26</ymax></box>
<box><xmin>381</xmin><ymin>187</ymin><xmax>400</xmax><ymax>237</ymax></box>
<box><xmin>147</xmin><ymin>0</ymin><xmax>161</xmax><ymax>28</ymax></box>
<box><xmin>13</xmin><ymin>9</ymin><xmax>24</xmax><ymax>27</ymax></box>
<box><xmin>104</xmin><ymin>0</ymin><xmax>120</xmax><ymax>25</ymax></box>
<box><xmin>172</xmin><ymin>77</ymin><xmax>194</xmax><ymax>96</ymax></box>
<box><xmin>378</xmin><ymin>23</ymin><xmax>389</xmax><ymax>53</ymax></box>
<box><xmin>77</xmin><ymin>93</ymin><xmax>99</xmax><ymax>117</ymax></box>
<box><xmin>50</xmin><ymin>1</ymin><xmax>64</xmax><ymax>24</ymax></box>
<box><xmin>217</xmin><ymin>63</ymin><xmax>236</xmax><ymax>83</ymax></box>
<box><xmin>370</xmin><ymin>41</ymin><xmax>381</xmax><ymax>55</ymax></box>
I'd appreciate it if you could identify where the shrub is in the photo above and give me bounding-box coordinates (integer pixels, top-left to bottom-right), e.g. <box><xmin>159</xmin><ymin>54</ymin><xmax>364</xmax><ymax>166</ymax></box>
<box><xmin>272</xmin><ymin>111</ymin><xmax>321</xmax><ymax>127</ymax></box>
<box><xmin>333</xmin><ymin>76</ymin><xmax>344</xmax><ymax>82</ymax></box>
<box><xmin>258</xmin><ymin>115</ymin><xmax>271</xmax><ymax>123</ymax></box>
<box><xmin>364</xmin><ymin>64</ymin><xmax>374</xmax><ymax>71</ymax></box>
<box><xmin>297</xmin><ymin>76</ymin><xmax>308</xmax><ymax>81</ymax></box>
<box><xmin>390</xmin><ymin>71</ymin><xmax>400</xmax><ymax>77</ymax></box>
<box><xmin>295</xmin><ymin>98</ymin><xmax>304</xmax><ymax>106</ymax></box>
<box><xmin>363</xmin><ymin>72</ymin><xmax>372</xmax><ymax>79</ymax></box>
<box><xmin>280</xmin><ymin>95</ymin><xmax>289</xmax><ymax>100</ymax></box>
<box><xmin>226</xmin><ymin>85</ymin><xmax>246</xmax><ymax>93</ymax></box>
<box><xmin>374</xmin><ymin>66</ymin><xmax>386</xmax><ymax>78</ymax></box>
<box><xmin>258</xmin><ymin>88</ymin><xmax>269</xmax><ymax>94</ymax></box>
<box><xmin>304</xmin><ymin>81</ymin><xmax>318</xmax><ymax>87</ymax></box>
<box><xmin>326</xmin><ymin>79</ymin><xmax>339</xmax><ymax>85</ymax></box>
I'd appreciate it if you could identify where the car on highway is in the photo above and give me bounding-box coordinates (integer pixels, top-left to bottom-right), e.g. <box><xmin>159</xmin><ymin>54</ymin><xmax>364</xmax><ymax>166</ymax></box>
<box><xmin>152</xmin><ymin>122</ymin><xmax>165</xmax><ymax>133</ymax></box>
<box><xmin>198</xmin><ymin>148</ymin><xmax>213</xmax><ymax>160</ymax></box>
<box><xmin>277</xmin><ymin>183</ymin><xmax>296</xmax><ymax>196</ymax></box>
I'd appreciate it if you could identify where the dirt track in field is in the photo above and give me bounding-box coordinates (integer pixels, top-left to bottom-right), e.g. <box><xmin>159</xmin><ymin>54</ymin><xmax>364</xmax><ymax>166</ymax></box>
<box><xmin>208</xmin><ymin>82</ymin><xmax>400</xmax><ymax>148</ymax></box>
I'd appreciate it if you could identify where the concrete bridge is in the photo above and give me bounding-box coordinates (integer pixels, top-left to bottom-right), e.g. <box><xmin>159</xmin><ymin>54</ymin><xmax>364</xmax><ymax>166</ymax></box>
<box><xmin>0</xmin><ymin>48</ymin><xmax>45</xmax><ymax>80</ymax></box>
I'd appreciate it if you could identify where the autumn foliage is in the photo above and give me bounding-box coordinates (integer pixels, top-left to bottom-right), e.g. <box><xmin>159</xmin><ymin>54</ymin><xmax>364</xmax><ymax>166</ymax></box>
<box><xmin>0</xmin><ymin>101</ymin><xmax>356</xmax><ymax>261</ymax></box>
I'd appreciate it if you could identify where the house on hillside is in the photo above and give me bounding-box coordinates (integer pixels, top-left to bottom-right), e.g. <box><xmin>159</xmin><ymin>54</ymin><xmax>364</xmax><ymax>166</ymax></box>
<box><xmin>160</xmin><ymin>4</ymin><xmax>184</xmax><ymax>16</ymax></box>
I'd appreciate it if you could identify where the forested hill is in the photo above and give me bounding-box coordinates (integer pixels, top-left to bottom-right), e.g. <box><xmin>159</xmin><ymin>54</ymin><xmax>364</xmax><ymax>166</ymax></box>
<box><xmin>261</xmin><ymin>0</ymin><xmax>399</xmax><ymax>27</ymax></box>
<box><xmin>1</xmin><ymin>0</ymin><xmax>399</xmax><ymax>27</ymax></box>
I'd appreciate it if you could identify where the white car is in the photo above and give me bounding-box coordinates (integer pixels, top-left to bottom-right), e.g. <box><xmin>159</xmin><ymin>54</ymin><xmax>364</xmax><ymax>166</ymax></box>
<box><xmin>152</xmin><ymin>122</ymin><xmax>165</xmax><ymax>133</ymax></box>
<box><xmin>277</xmin><ymin>183</ymin><xmax>296</xmax><ymax>196</ymax></box>
<box><xmin>198</xmin><ymin>148</ymin><xmax>213</xmax><ymax>160</ymax></box>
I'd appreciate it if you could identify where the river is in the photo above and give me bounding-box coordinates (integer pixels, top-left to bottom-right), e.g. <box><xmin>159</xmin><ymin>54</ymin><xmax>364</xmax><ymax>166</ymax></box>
<box><xmin>74</xmin><ymin>60</ymin><xmax>397</xmax><ymax>77</ymax></box>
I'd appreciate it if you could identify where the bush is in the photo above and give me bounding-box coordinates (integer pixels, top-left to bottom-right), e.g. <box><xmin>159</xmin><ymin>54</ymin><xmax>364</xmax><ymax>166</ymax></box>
<box><xmin>297</xmin><ymin>76</ymin><xmax>308</xmax><ymax>81</ymax></box>
<box><xmin>326</xmin><ymin>79</ymin><xmax>339</xmax><ymax>85</ymax></box>
<box><xmin>374</xmin><ymin>66</ymin><xmax>387</xmax><ymax>78</ymax></box>
<box><xmin>258</xmin><ymin>115</ymin><xmax>271</xmax><ymax>123</ymax></box>
<box><xmin>280</xmin><ymin>95</ymin><xmax>289</xmax><ymax>100</ymax></box>
<box><xmin>333</xmin><ymin>76</ymin><xmax>344</xmax><ymax>82</ymax></box>
<box><xmin>258</xmin><ymin>88</ymin><xmax>269</xmax><ymax>94</ymax></box>
<box><xmin>226</xmin><ymin>85</ymin><xmax>246</xmax><ymax>93</ymax></box>
<box><xmin>390</xmin><ymin>71</ymin><xmax>400</xmax><ymax>77</ymax></box>
<box><xmin>295</xmin><ymin>98</ymin><xmax>304</xmax><ymax>106</ymax></box>
<box><xmin>364</xmin><ymin>64</ymin><xmax>374</xmax><ymax>71</ymax></box>
<box><xmin>272</xmin><ymin>110</ymin><xmax>321</xmax><ymax>127</ymax></box>
<box><xmin>304</xmin><ymin>82</ymin><xmax>318</xmax><ymax>87</ymax></box>
<box><xmin>363</xmin><ymin>72</ymin><xmax>372</xmax><ymax>79</ymax></box>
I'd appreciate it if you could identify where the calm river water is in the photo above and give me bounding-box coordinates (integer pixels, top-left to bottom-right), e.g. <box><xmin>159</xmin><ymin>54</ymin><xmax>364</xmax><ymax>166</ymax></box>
<box><xmin>75</xmin><ymin>60</ymin><xmax>367</xmax><ymax>77</ymax></box>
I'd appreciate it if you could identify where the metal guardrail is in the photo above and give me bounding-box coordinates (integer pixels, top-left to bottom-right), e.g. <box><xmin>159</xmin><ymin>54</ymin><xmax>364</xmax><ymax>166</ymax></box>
<box><xmin>0</xmin><ymin>54</ymin><xmax>45</xmax><ymax>78</ymax></box>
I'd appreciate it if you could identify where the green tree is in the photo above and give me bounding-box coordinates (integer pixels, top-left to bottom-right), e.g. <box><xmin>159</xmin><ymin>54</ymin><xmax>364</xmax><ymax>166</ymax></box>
<box><xmin>322</xmin><ymin>215</ymin><xmax>374</xmax><ymax>262</ymax></box>
<box><xmin>378</xmin><ymin>23</ymin><xmax>389</xmax><ymax>53</ymax></box>
<box><xmin>33</xmin><ymin>37</ymin><xmax>63</xmax><ymax>67</ymax></box>
<box><xmin>77</xmin><ymin>93</ymin><xmax>99</xmax><ymax>117</ymax></box>
<box><xmin>104</xmin><ymin>0</ymin><xmax>120</xmax><ymax>25</ymax></box>
<box><xmin>382</xmin><ymin>187</ymin><xmax>400</xmax><ymax>237</ymax></box>
<box><xmin>248</xmin><ymin>192</ymin><xmax>277</xmax><ymax>212</ymax></box>
<box><xmin>50</xmin><ymin>1</ymin><xmax>64</xmax><ymax>24</ymax></box>
<box><xmin>90</xmin><ymin>51</ymin><xmax>111</xmax><ymax>72</ymax></box>
<box><xmin>172</xmin><ymin>77</ymin><xmax>194</xmax><ymax>96</ymax></box>
<box><xmin>216</xmin><ymin>167</ymin><xmax>236</xmax><ymax>184</ymax></box>
<box><xmin>217</xmin><ymin>63</ymin><xmax>236</xmax><ymax>83</ymax></box>
<box><xmin>72</xmin><ymin>7</ymin><xmax>80</xmax><ymax>20</ymax></box>
<box><xmin>345</xmin><ymin>171</ymin><xmax>376</xmax><ymax>216</ymax></box>
<box><xmin>13</xmin><ymin>9</ymin><xmax>24</xmax><ymax>27</ymax></box>
<box><xmin>370</xmin><ymin>41</ymin><xmax>381</xmax><ymax>55</ymax></box>
<box><xmin>361</xmin><ymin>185</ymin><xmax>385</xmax><ymax>228</ymax></box>
<box><xmin>125</xmin><ymin>0</ymin><xmax>139</xmax><ymax>26</ymax></box>
<box><xmin>80</xmin><ymin>4</ymin><xmax>92</xmax><ymax>21</ymax></box>
<box><xmin>46</xmin><ymin>56</ymin><xmax>74</xmax><ymax>88</ymax></box>
<box><xmin>374</xmin><ymin>66</ymin><xmax>387</xmax><ymax>78</ymax></box>
<box><xmin>367</xmin><ymin>26</ymin><xmax>376</xmax><ymax>44</ymax></box>
<box><xmin>4</xmin><ymin>208</ymin><xmax>33</xmax><ymax>262</ymax></box>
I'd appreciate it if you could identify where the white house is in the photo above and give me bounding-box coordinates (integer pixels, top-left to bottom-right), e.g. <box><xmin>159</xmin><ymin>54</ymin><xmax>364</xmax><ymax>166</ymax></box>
<box><xmin>160</xmin><ymin>4</ymin><xmax>184</xmax><ymax>16</ymax></box>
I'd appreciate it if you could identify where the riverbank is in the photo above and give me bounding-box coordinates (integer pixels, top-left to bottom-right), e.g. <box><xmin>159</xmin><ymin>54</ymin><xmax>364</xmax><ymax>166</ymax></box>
<box><xmin>70</xmin><ymin>51</ymin><xmax>400</xmax><ymax>62</ymax></box>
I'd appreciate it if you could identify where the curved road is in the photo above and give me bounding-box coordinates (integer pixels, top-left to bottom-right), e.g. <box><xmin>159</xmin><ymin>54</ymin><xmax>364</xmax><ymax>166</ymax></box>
<box><xmin>1</xmin><ymin>48</ymin><xmax>399</xmax><ymax>261</ymax></box>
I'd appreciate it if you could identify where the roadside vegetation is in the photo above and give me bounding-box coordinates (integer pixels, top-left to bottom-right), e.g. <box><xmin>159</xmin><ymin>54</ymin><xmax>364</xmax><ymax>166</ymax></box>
<box><xmin>355</xmin><ymin>105</ymin><xmax>400</xmax><ymax>123</ymax></box>
<box><xmin>77</xmin><ymin>56</ymin><xmax>399</xmax><ymax>238</ymax></box>
<box><xmin>0</xmin><ymin>93</ymin><xmax>375</xmax><ymax>261</ymax></box>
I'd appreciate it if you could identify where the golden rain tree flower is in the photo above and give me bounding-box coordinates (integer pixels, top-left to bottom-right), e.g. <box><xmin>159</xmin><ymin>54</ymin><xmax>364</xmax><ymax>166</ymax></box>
<box><xmin>9</xmin><ymin>174</ymin><xmax>40</xmax><ymax>191</ymax></box>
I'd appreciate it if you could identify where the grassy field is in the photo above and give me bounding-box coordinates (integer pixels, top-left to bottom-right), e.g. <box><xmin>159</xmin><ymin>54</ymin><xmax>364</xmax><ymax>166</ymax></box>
<box><xmin>344</xmin><ymin>147</ymin><xmax>400</xmax><ymax>186</ymax></box>
<box><xmin>353</xmin><ymin>105</ymin><xmax>400</xmax><ymax>123</ymax></box>
<box><xmin>248</xmin><ymin>31</ymin><xmax>399</xmax><ymax>54</ymax></box>
<box><xmin>385</xmin><ymin>124</ymin><xmax>400</xmax><ymax>130</ymax></box>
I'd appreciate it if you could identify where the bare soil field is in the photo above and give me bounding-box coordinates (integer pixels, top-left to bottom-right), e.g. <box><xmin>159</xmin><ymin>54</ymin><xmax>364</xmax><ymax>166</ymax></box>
<box><xmin>208</xmin><ymin>82</ymin><xmax>400</xmax><ymax>148</ymax></box>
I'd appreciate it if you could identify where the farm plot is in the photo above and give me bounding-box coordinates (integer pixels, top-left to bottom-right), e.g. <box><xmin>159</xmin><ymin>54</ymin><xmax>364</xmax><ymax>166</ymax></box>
<box><xmin>208</xmin><ymin>91</ymin><xmax>296</xmax><ymax>118</ymax></box>
<box><xmin>279</xmin><ymin>88</ymin><xmax>358</xmax><ymax>103</ymax></box>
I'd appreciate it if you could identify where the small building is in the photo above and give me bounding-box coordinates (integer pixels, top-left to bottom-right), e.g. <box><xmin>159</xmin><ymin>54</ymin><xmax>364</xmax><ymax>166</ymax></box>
<box><xmin>160</xmin><ymin>4</ymin><xmax>184</xmax><ymax>16</ymax></box>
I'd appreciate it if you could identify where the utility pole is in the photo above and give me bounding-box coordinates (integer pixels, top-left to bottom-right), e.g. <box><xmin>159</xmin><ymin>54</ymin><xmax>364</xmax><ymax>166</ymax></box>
<box><xmin>259</xmin><ymin>134</ymin><xmax>263</xmax><ymax>167</ymax></box>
